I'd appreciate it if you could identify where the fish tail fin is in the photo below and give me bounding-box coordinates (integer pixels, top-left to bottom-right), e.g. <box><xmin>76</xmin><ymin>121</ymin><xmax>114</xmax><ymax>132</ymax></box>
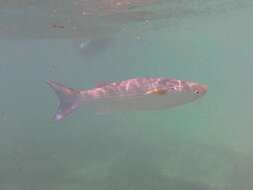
<box><xmin>47</xmin><ymin>80</ymin><xmax>82</xmax><ymax>121</ymax></box>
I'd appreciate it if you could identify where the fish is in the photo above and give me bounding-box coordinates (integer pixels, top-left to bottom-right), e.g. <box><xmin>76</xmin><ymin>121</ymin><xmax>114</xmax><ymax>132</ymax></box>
<box><xmin>47</xmin><ymin>77</ymin><xmax>208</xmax><ymax>121</ymax></box>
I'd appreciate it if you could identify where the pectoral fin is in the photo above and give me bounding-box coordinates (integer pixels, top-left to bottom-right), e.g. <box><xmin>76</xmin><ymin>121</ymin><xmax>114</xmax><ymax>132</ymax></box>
<box><xmin>145</xmin><ymin>88</ymin><xmax>167</xmax><ymax>95</ymax></box>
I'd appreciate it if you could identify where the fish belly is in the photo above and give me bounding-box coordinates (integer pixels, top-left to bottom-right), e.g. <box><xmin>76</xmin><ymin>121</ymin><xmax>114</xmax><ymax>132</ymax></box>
<box><xmin>93</xmin><ymin>93</ymin><xmax>192</xmax><ymax>113</ymax></box>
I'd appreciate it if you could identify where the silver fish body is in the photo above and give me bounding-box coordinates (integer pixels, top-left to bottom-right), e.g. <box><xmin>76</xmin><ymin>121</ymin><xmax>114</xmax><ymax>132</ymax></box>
<box><xmin>47</xmin><ymin>77</ymin><xmax>208</xmax><ymax>121</ymax></box>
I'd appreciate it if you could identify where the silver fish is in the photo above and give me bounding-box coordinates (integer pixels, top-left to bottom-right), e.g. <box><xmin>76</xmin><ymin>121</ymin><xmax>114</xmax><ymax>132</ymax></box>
<box><xmin>47</xmin><ymin>77</ymin><xmax>207</xmax><ymax>121</ymax></box>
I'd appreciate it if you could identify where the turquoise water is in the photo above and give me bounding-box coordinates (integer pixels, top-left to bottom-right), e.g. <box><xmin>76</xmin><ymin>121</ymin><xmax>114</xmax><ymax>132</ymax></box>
<box><xmin>0</xmin><ymin>1</ymin><xmax>253</xmax><ymax>189</ymax></box>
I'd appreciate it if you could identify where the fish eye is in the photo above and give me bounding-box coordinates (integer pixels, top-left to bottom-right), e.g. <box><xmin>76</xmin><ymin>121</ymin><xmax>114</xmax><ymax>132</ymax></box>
<box><xmin>193</xmin><ymin>90</ymin><xmax>200</xmax><ymax>95</ymax></box>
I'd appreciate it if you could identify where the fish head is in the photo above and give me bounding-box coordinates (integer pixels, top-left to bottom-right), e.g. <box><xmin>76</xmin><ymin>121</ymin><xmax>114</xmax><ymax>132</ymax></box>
<box><xmin>184</xmin><ymin>81</ymin><xmax>208</xmax><ymax>101</ymax></box>
<box><xmin>145</xmin><ymin>79</ymin><xmax>207</xmax><ymax>108</ymax></box>
<box><xmin>161</xmin><ymin>79</ymin><xmax>208</xmax><ymax>105</ymax></box>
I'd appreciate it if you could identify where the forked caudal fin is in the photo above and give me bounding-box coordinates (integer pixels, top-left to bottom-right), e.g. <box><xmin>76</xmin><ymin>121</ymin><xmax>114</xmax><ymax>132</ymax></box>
<box><xmin>47</xmin><ymin>80</ymin><xmax>82</xmax><ymax>121</ymax></box>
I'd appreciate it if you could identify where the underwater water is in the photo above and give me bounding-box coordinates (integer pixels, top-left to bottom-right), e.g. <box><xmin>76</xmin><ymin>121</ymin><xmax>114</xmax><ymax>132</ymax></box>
<box><xmin>0</xmin><ymin>0</ymin><xmax>253</xmax><ymax>189</ymax></box>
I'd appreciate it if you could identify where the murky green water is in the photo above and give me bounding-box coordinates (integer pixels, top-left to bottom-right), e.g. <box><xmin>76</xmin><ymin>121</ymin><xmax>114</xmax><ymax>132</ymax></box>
<box><xmin>0</xmin><ymin>0</ymin><xmax>253</xmax><ymax>189</ymax></box>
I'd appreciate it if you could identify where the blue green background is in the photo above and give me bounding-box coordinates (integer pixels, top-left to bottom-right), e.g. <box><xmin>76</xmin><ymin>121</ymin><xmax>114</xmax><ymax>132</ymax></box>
<box><xmin>0</xmin><ymin>1</ymin><xmax>253</xmax><ymax>189</ymax></box>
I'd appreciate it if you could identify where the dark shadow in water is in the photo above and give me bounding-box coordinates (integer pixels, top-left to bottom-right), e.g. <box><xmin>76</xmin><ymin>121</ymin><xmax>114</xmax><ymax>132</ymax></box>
<box><xmin>75</xmin><ymin>37</ymin><xmax>114</xmax><ymax>60</ymax></box>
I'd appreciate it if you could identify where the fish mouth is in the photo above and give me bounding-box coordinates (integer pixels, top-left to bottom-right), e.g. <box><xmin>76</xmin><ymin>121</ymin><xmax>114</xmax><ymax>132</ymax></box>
<box><xmin>201</xmin><ymin>84</ymin><xmax>208</xmax><ymax>94</ymax></box>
